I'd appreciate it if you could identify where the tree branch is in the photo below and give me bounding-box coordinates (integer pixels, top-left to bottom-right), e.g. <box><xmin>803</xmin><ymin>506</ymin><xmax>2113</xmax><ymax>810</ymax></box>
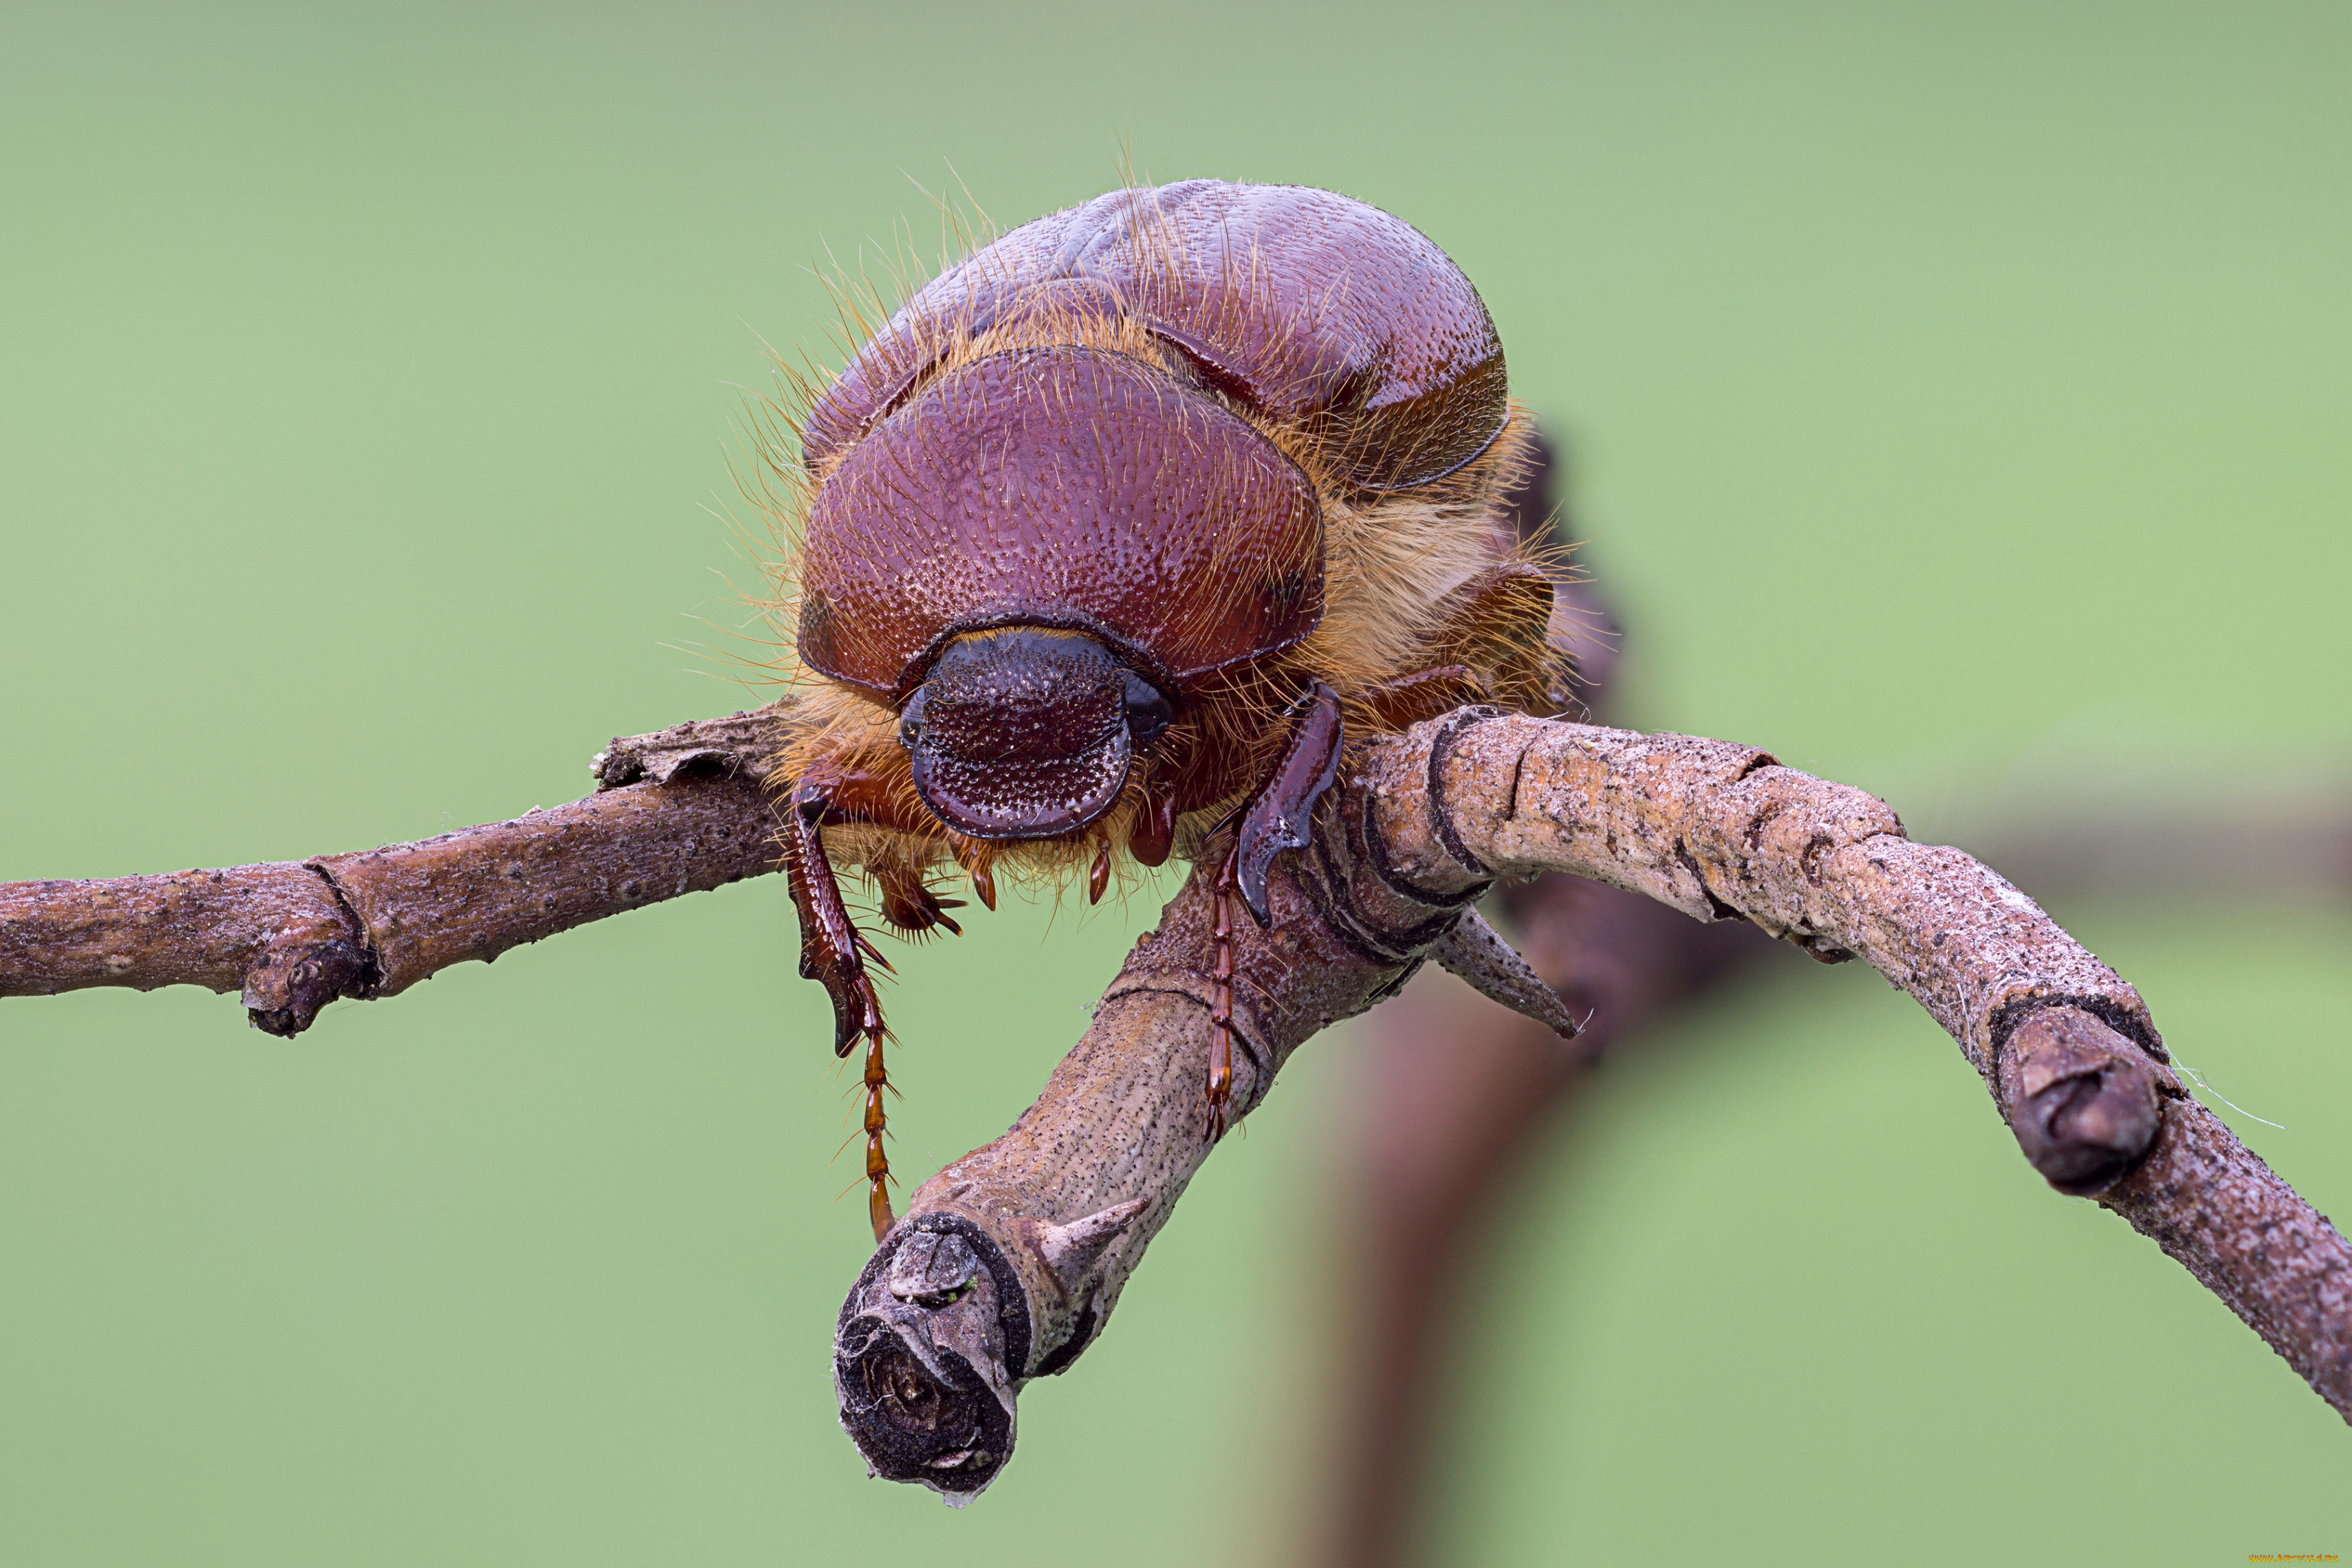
<box><xmin>4</xmin><ymin>701</ymin><xmax>2342</xmax><ymax>1500</ymax></box>
<box><xmin>840</xmin><ymin>710</ymin><xmax>2349</xmax><ymax>1500</ymax></box>
<box><xmin>1366</xmin><ymin>714</ymin><xmax>2349</xmax><ymax>1414</ymax></box>
<box><xmin>834</xmin><ymin>783</ymin><xmax>1456</xmax><ymax>1499</ymax></box>
<box><xmin>0</xmin><ymin>707</ymin><xmax>787</xmax><ymax>1034</ymax></box>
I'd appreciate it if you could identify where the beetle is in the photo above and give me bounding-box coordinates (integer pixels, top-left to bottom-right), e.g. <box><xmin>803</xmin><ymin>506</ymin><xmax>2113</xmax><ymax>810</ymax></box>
<box><xmin>762</xmin><ymin>181</ymin><xmax>1578</xmax><ymax>1240</ymax></box>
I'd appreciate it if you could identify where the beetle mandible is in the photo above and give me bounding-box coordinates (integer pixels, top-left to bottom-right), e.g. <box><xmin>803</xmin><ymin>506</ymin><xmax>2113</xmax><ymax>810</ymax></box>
<box><xmin>765</xmin><ymin>180</ymin><xmax>1577</xmax><ymax>1241</ymax></box>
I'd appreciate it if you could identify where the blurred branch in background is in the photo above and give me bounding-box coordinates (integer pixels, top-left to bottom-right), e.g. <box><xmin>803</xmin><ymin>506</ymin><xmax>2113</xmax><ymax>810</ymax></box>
<box><xmin>1315</xmin><ymin>781</ymin><xmax>2351</xmax><ymax>1568</ymax></box>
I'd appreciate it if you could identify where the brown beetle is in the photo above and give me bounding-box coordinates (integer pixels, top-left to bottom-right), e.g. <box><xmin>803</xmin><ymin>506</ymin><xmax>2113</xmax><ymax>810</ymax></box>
<box><xmin>763</xmin><ymin>181</ymin><xmax>1575</xmax><ymax>1240</ymax></box>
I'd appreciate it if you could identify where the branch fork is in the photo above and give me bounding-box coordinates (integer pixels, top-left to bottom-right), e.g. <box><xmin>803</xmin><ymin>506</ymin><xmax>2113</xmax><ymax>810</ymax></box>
<box><xmin>4</xmin><ymin>701</ymin><xmax>2344</xmax><ymax>1501</ymax></box>
<box><xmin>836</xmin><ymin>712</ymin><xmax>2349</xmax><ymax>1498</ymax></box>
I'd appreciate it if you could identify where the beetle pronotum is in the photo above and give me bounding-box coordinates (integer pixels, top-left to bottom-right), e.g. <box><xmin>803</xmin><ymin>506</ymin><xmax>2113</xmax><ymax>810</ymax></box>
<box><xmin>763</xmin><ymin>181</ymin><xmax>1580</xmax><ymax>1240</ymax></box>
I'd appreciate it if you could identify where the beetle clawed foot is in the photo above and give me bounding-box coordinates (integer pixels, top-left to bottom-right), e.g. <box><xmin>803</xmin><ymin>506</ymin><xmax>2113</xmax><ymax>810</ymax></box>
<box><xmin>1203</xmin><ymin>1074</ymin><xmax>1232</xmax><ymax>1145</ymax></box>
<box><xmin>859</xmin><ymin>1021</ymin><xmax>897</xmax><ymax>1243</ymax></box>
<box><xmin>801</xmin><ymin>925</ymin><xmax>886</xmax><ymax>1062</ymax></box>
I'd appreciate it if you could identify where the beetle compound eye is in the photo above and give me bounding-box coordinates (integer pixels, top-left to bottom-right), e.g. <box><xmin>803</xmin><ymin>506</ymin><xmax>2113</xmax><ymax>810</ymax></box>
<box><xmin>1122</xmin><ymin>671</ymin><xmax>1174</xmax><ymax>750</ymax></box>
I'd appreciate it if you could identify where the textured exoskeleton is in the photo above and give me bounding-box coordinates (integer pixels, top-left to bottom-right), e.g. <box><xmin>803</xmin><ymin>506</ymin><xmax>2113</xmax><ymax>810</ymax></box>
<box><xmin>765</xmin><ymin>181</ymin><xmax>1578</xmax><ymax>1239</ymax></box>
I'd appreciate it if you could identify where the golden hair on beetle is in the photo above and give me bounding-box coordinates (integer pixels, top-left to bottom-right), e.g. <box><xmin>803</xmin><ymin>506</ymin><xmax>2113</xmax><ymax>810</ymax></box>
<box><xmin>743</xmin><ymin>177</ymin><xmax>1580</xmax><ymax>1238</ymax></box>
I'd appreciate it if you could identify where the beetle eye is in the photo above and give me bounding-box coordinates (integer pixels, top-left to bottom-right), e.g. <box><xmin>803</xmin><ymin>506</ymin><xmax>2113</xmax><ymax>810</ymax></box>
<box><xmin>1122</xmin><ymin>672</ymin><xmax>1174</xmax><ymax>749</ymax></box>
<box><xmin>897</xmin><ymin>689</ymin><xmax>928</xmax><ymax>750</ymax></box>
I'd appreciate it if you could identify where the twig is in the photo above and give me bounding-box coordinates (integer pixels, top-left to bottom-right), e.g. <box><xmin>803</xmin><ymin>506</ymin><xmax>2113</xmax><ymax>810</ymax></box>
<box><xmin>0</xmin><ymin>708</ymin><xmax>787</xmax><ymax>1034</ymax></box>
<box><xmin>834</xmin><ymin>785</ymin><xmax>1461</xmax><ymax>1498</ymax></box>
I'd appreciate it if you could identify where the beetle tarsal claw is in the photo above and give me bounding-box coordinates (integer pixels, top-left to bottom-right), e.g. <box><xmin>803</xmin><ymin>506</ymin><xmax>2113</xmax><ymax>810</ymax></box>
<box><xmin>1430</xmin><ymin>906</ymin><xmax>1582</xmax><ymax>1038</ymax></box>
<box><xmin>1232</xmin><ymin>681</ymin><xmax>1345</xmax><ymax>926</ymax></box>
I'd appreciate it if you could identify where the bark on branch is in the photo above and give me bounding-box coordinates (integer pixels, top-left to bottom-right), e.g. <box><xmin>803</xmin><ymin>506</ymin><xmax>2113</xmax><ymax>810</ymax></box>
<box><xmin>842</xmin><ymin>712</ymin><xmax>2350</xmax><ymax>1499</ymax></box>
<box><xmin>3</xmin><ymin>703</ymin><xmax>2343</xmax><ymax>1501</ymax></box>
<box><xmin>0</xmin><ymin>708</ymin><xmax>787</xmax><ymax>1032</ymax></box>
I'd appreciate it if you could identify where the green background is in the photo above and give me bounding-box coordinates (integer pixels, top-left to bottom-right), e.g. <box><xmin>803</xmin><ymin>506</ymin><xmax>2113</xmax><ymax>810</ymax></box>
<box><xmin>2</xmin><ymin>3</ymin><xmax>2346</xmax><ymax>1563</ymax></box>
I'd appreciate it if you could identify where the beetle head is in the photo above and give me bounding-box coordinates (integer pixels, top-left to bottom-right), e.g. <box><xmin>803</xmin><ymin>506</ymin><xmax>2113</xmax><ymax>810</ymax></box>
<box><xmin>897</xmin><ymin>629</ymin><xmax>1173</xmax><ymax>842</ymax></box>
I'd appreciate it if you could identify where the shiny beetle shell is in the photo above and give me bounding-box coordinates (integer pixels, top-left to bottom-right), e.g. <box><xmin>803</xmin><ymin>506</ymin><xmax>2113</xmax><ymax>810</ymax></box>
<box><xmin>796</xmin><ymin>182</ymin><xmax>1510</xmax><ymax>708</ymax></box>
<box><xmin>769</xmin><ymin>179</ymin><xmax>1567</xmax><ymax>1247</ymax></box>
<box><xmin>798</xmin><ymin>345</ymin><xmax>1325</xmax><ymax>704</ymax></box>
<box><xmin>805</xmin><ymin>181</ymin><xmax>1507</xmax><ymax>493</ymax></box>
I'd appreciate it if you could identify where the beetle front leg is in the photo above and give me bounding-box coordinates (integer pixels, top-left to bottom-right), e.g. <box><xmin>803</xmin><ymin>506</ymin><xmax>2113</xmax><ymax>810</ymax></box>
<box><xmin>1205</xmin><ymin>680</ymin><xmax>1344</xmax><ymax>1141</ymax></box>
<box><xmin>779</xmin><ymin>774</ymin><xmax>899</xmax><ymax>1241</ymax></box>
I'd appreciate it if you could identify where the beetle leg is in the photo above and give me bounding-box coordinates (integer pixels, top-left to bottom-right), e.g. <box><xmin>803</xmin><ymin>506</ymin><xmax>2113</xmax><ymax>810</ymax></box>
<box><xmin>1420</xmin><ymin>558</ymin><xmax>1560</xmax><ymax>712</ymax></box>
<box><xmin>1204</xmin><ymin>681</ymin><xmax>1345</xmax><ymax>1142</ymax></box>
<box><xmin>779</xmin><ymin>772</ymin><xmax>900</xmax><ymax>1241</ymax></box>
<box><xmin>1207</xmin><ymin>851</ymin><xmax>1237</xmax><ymax>1142</ymax></box>
<box><xmin>1230</xmin><ymin>681</ymin><xmax>1345</xmax><ymax>927</ymax></box>
<box><xmin>859</xmin><ymin>1030</ymin><xmax>893</xmax><ymax>1241</ymax></box>
<box><xmin>780</xmin><ymin>775</ymin><xmax>884</xmax><ymax>1059</ymax></box>
<box><xmin>776</xmin><ymin>758</ymin><xmax>970</xmax><ymax>1241</ymax></box>
<box><xmin>954</xmin><ymin>842</ymin><xmax>999</xmax><ymax>912</ymax></box>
